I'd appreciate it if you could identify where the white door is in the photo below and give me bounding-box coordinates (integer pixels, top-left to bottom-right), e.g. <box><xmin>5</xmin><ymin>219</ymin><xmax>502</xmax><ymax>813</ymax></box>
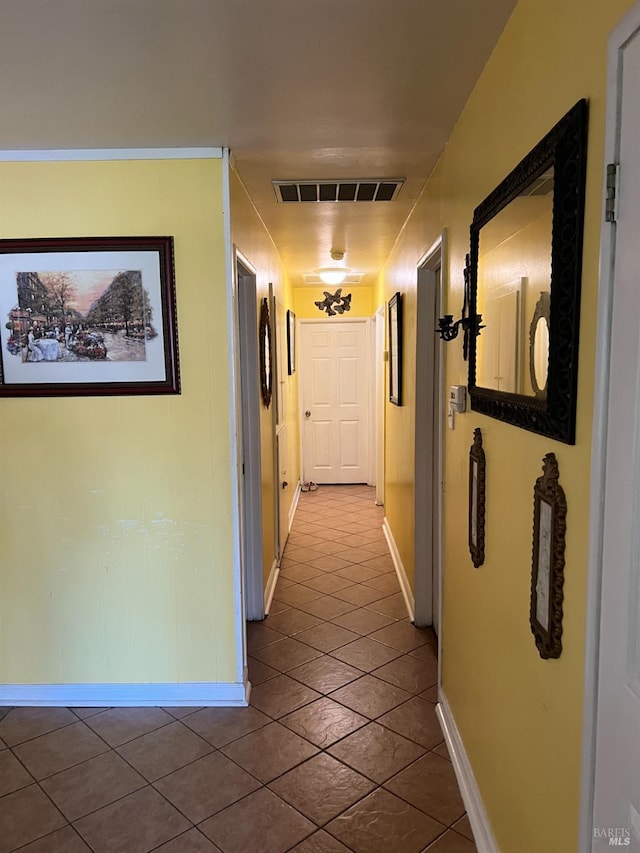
<box><xmin>300</xmin><ymin>320</ymin><xmax>370</xmax><ymax>484</ymax></box>
<box><xmin>590</xmin><ymin>10</ymin><xmax>640</xmax><ymax>849</ymax></box>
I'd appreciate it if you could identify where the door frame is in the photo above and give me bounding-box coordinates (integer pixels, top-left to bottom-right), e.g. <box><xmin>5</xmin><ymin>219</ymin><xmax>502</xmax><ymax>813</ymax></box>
<box><xmin>413</xmin><ymin>234</ymin><xmax>445</xmax><ymax>631</ymax></box>
<box><xmin>298</xmin><ymin>317</ymin><xmax>372</xmax><ymax>486</ymax></box>
<box><xmin>579</xmin><ymin>4</ymin><xmax>640</xmax><ymax>847</ymax></box>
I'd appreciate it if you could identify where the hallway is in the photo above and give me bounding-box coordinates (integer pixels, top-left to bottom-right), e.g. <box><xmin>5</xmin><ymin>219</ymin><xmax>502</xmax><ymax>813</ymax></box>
<box><xmin>0</xmin><ymin>486</ymin><xmax>474</xmax><ymax>853</ymax></box>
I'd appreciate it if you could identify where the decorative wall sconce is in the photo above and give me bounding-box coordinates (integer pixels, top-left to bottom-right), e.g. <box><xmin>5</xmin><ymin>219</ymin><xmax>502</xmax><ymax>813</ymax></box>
<box><xmin>436</xmin><ymin>254</ymin><xmax>484</xmax><ymax>360</ymax></box>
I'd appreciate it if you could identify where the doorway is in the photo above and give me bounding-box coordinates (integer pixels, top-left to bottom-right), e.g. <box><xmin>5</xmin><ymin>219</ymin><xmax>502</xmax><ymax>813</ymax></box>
<box><xmin>413</xmin><ymin>237</ymin><xmax>444</xmax><ymax>632</ymax></box>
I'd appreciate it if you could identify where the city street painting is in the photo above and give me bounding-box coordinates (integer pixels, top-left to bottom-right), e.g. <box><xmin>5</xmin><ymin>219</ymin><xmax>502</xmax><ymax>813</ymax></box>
<box><xmin>0</xmin><ymin>237</ymin><xmax>180</xmax><ymax>396</ymax></box>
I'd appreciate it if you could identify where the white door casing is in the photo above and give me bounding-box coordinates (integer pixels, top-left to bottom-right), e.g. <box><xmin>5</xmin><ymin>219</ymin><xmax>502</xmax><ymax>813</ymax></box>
<box><xmin>582</xmin><ymin>6</ymin><xmax>640</xmax><ymax>850</ymax></box>
<box><xmin>299</xmin><ymin>319</ymin><xmax>370</xmax><ymax>485</ymax></box>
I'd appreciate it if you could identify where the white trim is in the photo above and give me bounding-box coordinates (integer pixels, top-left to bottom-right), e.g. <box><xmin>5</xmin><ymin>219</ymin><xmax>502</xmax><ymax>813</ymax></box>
<box><xmin>0</xmin><ymin>680</ymin><xmax>249</xmax><ymax>707</ymax></box>
<box><xmin>289</xmin><ymin>480</ymin><xmax>302</xmax><ymax>531</ymax></box>
<box><xmin>264</xmin><ymin>559</ymin><xmax>280</xmax><ymax>615</ymax></box>
<box><xmin>580</xmin><ymin>5</ymin><xmax>640</xmax><ymax>849</ymax></box>
<box><xmin>437</xmin><ymin>690</ymin><xmax>498</xmax><ymax>853</ymax></box>
<box><xmin>382</xmin><ymin>517</ymin><xmax>415</xmax><ymax>621</ymax></box>
<box><xmin>0</xmin><ymin>148</ymin><xmax>223</xmax><ymax>162</ymax></box>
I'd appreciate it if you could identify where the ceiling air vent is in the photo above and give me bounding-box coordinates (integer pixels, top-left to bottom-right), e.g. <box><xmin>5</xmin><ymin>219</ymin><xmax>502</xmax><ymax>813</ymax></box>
<box><xmin>273</xmin><ymin>179</ymin><xmax>404</xmax><ymax>203</ymax></box>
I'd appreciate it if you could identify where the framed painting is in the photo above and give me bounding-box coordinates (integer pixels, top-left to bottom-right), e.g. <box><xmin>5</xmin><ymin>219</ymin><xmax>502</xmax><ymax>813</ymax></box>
<box><xmin>259</xmin><ymin>297</ymin><xmax>272</xmax><ymax>407</ymax></box>
<box><xmin>287</xmin><ymin>309</ymin><xmax>296</xmax><ymax>375</ymax></box>
<box><xmin>388</xmin><ymin>291</ymin><xmax>403</xmax><ymax>405</ymax></box>
<box><xmin>0</xmin><ymin>236</ymin><xmax>179</xmax><ymax>396</ymax></box>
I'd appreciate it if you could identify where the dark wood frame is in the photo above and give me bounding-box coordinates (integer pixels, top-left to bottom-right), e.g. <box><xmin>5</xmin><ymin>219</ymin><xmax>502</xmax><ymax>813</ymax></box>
<box><xmin>388</xmin><ymin>291</ymin><xmax>403</xmax><ymax>406</ymax></box>
<box><xmin>468</xmin><ymin>99</ymin><xmax>588</xmax><ymax>444</ymax></box>
<box><xmin>469</xmin><ymin>427</ymin><xmax>486</xmax><ymax>568</ymax></box>
<box><xmin>286</xmin><ymin>309</ymin><xmax>296</xmax><ymax>375</ymax></box>
<box><xmin>259</xmin><ymin>297</ymin><xmax>272</xmax><ymax>408</ymax></box>
<box><xmin>529</xmin><ymin>290</ymin><xmax>551</xmax><ymax>399</ymax></box>
<box><xmin>0</xmin><ymin>236</ymin><xmax>179</xmax><ymax>396</ymax></box>
<box><xmin>530</xmin><ymin>452</ymin><xmax>567</xmax><ymax>659</ymax></box>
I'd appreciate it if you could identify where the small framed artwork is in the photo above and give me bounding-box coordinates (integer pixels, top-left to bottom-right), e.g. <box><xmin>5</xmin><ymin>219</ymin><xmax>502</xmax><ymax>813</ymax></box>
<box><xmin>0</xmin><ymin>236</ymin><xmax>179</xmax><ymax>396</ymax></box>
<box><xmin>469</xmin><ymin>428</ymin><xmax>486</xmax><ymax>568</ymax></box>
<box><xmin>530</xmin><ymin>452</ymin><xmax>567</xmax><ymax>659</ymax></box>
<box><xmin>259</xmin><ymin>297</ymin><xmax>272</xmax><ymax>408</ymax></box>
<box><xmin>287</xmin><ymin>309</ymin><xmax>296</xmax><ymax>375</ymax></box>
<box><xmin>388</xmin><ymin>291</ymin><xmax>403</xmax><ymax>405</ymax></box>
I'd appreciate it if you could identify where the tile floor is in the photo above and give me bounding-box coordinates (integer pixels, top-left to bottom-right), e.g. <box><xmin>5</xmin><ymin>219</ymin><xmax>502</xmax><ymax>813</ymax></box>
<box><xmin>0</xmin><ymin>485</ymin><xmax>476</xmax><ymax>853</ymax></box>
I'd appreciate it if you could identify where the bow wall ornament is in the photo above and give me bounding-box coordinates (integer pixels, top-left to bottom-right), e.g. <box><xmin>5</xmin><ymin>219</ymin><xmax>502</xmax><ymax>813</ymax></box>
<box><xmin>314</xmin><ymin>289</ymin><xmax>352</xmax><ymax>316</ymax></box>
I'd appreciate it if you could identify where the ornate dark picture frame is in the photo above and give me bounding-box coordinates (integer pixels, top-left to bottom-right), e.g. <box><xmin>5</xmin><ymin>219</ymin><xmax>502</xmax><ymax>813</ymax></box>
<box><xmin>530</xmin><ymin>453</ymin><xmax>567</xmax><ymax>659</ymax></box>
<box><xmin>259</xmin><ymin>297</ymin><xmax>272</xmax><ymax>408</ymax></box>
<box><xmin>468</xmin><ymin>99</ymin><xmax>588</xmax><ymax>444</ymax></box>
<box><xmin>388</xmin><ymin>291</ymin><xmax>403</xmax><ymax>406</ymax></box>
<box><xmin>286</xmin><ymin>309</ymin><xmax>296</xmax><ymax>375</ymax></box>
<box><xmin>529</xmin><ymin>291</ymin><xmax>550</xmax><ymax>399</ymax></box>
<box><xmin>469</xmin><ymin>428</ymin><xmax>486</xmax><ymax>568</ymax></box>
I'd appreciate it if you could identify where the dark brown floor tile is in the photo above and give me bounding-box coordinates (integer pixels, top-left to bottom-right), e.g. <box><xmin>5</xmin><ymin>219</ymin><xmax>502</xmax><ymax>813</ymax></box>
<box><xmin>73</xmin><ymin>785</ymin><xmax>190</xmax><ymax>853</ymax></box>
<box><xmin>332</xmin><ymin>532</ymin><xmax>378</xmax><ymax>547</ymax></box>
<box><xmin>267</xmin><ymin>599</ymin><xmax>291</xmax><ymax>616</ymax></box>
<box><xmin>279</xmin><ymin>563</ymin><xmax>325</xmax><ymax>583</ymax></box>
<box><xmin>332</xmin><ymin>585</ymin><xmax>389</xmax><ymax>606</ymax></box>
<box><xmin>329</xmin><ymin>675</ymin><xmax>411</xmax><ymax>718</ymax></box>
<box><xmin>275</xmin><ymin>584</ymin><xmax>325</xmax><ymax>606</ymax></box>
<box><xmin>0</xmin><ymin>784</ymin><xmax>66</xmax><ymax>853</ymax></box>
<box><xmin>432</xmin><ymin>742</ymin><xmax>451</xmax><ymax>760</ymax></box>
<box><xmin>0</xmin><ymin>707</ymin><xmax>76</xmax><ymax>747</ymax></box>
<box><xmin>362</xmin><ymin>574</ymin><xmax>402</xmax><ymax>595</ymax></box>
<box><xmin>373</xmin><ymin>655</ymin><xmax>438</xmax><ymax>694</ymax></box>
<box><xmin>328</xmin><ymin>721</ymin><xmax>425</xmax><ymax>783</ymax></box>
<box><xmin>282</xmin><ymin>546</ymin><xmax>325</xmax><ymax>564</ymax></box>
<box><xmin>221</xmin><ymin>721</ymin><xmax>318</xmax><ymax>782</ymax></box>
<box><xmin>289</xmin><ymin>830</ymin><xmax>352</xmax><ymax>852</ymax></box>
<box><xmin>335</xmin><ymin>564</ymin><xmax>384</xmax><ymax>583</ymax></box>
<box><xmin>161</xmin><ymin>707</ymin><xmax>203</xmax><ymax>719</ymax></box>
<box><xmin>361</xmin><ymin>554</ymin><xmax>395</xmax><ymax>571</ymax></box>
<box><xmin>357</xmin><ymin>540</ymin><xmax>393</xmax><ymax>557</ymax></box>
<box><xmin>14</xmin><ymin>826</ymin><xmax>91</xmax><ymax>852</ymax></box>
<box><xmin>249</xmin><ymin>674</ymin><xmax>321</xmax><ymax>718</ymax></box>
<box><xmin>41</xmin><ymin>750</ymin><xmax>146</xmax><ymax>821</ymax></box>
<box><xmin>265</xmin><ymin>608</ymin><xmax>324</xmax><ymax>635</ymax></box>
<box><xmin>325</xmin><ymin>788</ymin><xmax>444</xmax><ymax>853</ymax></box>
<box><xmin>309</xmin><ymin>540</ymin><xmax>353</xmax><ymax>555</ymax></box>
<box><xmin>333</xmin><ymin>548</ymin><xmax>385</xmax><ymax>566</ymax></box>
<box><xmin>277</xmin><ymin>576</ymin><xmax>296</xmax><ymax>589</ymax></box>
<box><xmin>13</xmin><ymin>722</ymin><xmax>109</xmax><ymax>781</ymax></box>
<box><xmin>411</xmin><ymin>643</ymin><xmax>439</xmax><ymax>664</ymax></box>
<box><xmin>331</xmin><ymin>636</ymin><xmax>403</xmax><ymax>672</ymax></box>
<box><xmin>288</xmin><ymin>656</ymin><xmax>364</xmax><ymax>694</ymax></box>
<box><xmin>423</xmin><ymin>828</ymin><xmax>477</xmax><ymax>852</ymax></box>
<box><xmin>280</xmin><ymin>697</ymin><xmax>368</xmax><ymax>747</ymax></box>
<box><xmin>251</xmin><ymin>637</ymin><xmax>323</xmax><ymax>672</ymax></box>
<box><xmin>70</xmin><ymin>708</ymin><xmax>110</xmax><ymax>720</ymax></box>
<box><xmin>420</xmin><ymin>685</ymin><xmax>439</xmax><ymax>703</ymax></box>
<box><xmin>182</xmin><ymin>705</ymin><xmax>270</xmax><ymax>747</ymax></box>
<box><xmin>294</xmin><ymin>622</ymin><xmax>360</xmax><ymax>652</ymax></box>
<box><xmin>154</xmin><ymin>828</ymin><xmax>222</xmax><ymax>851</ymax></box>
<box><xmin>369</xmin><ymin>621</ymin><xmax>430</xmax><ymax>652</ymax></box>
<box><xmin>247</xmin><ymin>621</ymin><xmax>286</xmax><ymax>653</ymax></box>
<box><xmin>154</xmin><ymin>751</ymin><xmax>261</xmax><ymax>823</ymax></box>
<box><xmin>378</xmin><ymin>697</ymin><xmax>444</xmax><ymax>749</ymax></box>
<box><xmin>83</xmin><ymin>707</ymin><xmax>173</xmax><ymax>747</ymax></box>
<box><xmin>366</xmin><ymin>593</ymin><xmax>410</xmax><ymax>620</ymax></box>
<box><xmin>452</xmin><ymin>815</ymin><xmax>475</xmax><ymax>842</ymax></box>
<box><xmin>287</xmin><ymin>533</ymin><xmax>326</xmax><ymax>548</ymax></box>
<box><xmin>305</xmin><ymin>554</ymin><xmax>355</xmax><ymax>571</ymax></box>
<box><xmin>199</xmin><ymin>787</ymin><xmax>315</xmax><ymax>853</ymax></box>
<box><xmin>269</xmin><ymin>753</ymin><xmax>375</xmax><ymax>825</ymax></box>
<box><xmin>0</xmin><ymin>736</ymin><xmax>6</xmax><ymax>749</ymax></box>
<box><xmin>330</xmin><ymin>607</ymin><xmax>396</xmax><ymax>635</ymax></box>
<box><xmin>248</xmin><ymin>656</ymin><xmax>280</xmax><ymax>685</ymax></box>
<box><xmin>116</xmin><ymin>720</ymin><xmax>212</xmax><ymax>782</ymax></box>
<box><xmin>296</xmin><ymin>595</ymin><xmax>358</xmax><ymax>620</ymax></box>
<box><xmin>0</xmin><ymin>749</ymin><xmax>34</xmax><ymax>796</ymax></box>
<box><xmin>302</xmin><ymin>573</ymin><xmax>356</xmax><ymax>594</ymax></box>
<box><xmin>385</xmin><ymin>752</ymin><xmax>465</xmax><ymax>825</ymax></box>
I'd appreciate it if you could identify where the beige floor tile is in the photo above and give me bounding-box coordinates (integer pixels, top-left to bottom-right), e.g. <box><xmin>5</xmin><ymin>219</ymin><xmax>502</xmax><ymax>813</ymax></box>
<box><xmin>251</xmin><ymin>637</ymin><xmax>323</xmax><ymax>672</ymax></box>
<box><xmin>83</xmin><ymin>706</ymin><xmax>173</xmax><ymax>747</ymax></box>
<box><xmin>249</xmin><ymin>674</ymin><xmax>321</xmax><ymax>718</ymax></box>
<box><xmin>424</xmin><ymin>828</ymin><xmax>478</xmax><ymax>852</ymax></box>
<box><xmin>294</xmin><ymin>622</ymin><xmax>360</xmax><ymax>652</ymax></box>
<box><xmin>73</xmin><ymin>785</ymin><xmax>190</xmax><ymax>853</ymax></box>
<box><xmin>41</xmin><ymin>750</ymin><xmax>146</xmax><ymax>821</ymax></box>
<box><xmin>385</xmin><ymin>752</ymin><xmax>465</xmax><ymax>826</ymax></box>
<box><xmin>304</xmin><ymin>554</ymin><xmax>354</xmax><ymax>571</ymax></box>
<box><xmin>265</xmin><ymin>607</ymin><xmax>324</xmax><ymax>635</ymax></box>
<box><xmin>288</xmin><ymin>830</ymin><xmax>352</xmax><ymax>852</ymax></box>
<box><xmin>13</xmin><ymin>722</ymin><xmax>109</xmax><ymax>781</ymax></box>
<box><xmin>182</xmin><ymin>705</ymin><xmax>270</xmax><ymax>747</ymax></box>
<box><xmin>296</xmin><ymin>595</ymin><xmax>358</xmax><ymax>620</ymax></box>
<box><xmin>329</xmin><ymin>675</ymin><xmax>412</xmax><ymax>718</ymax></box>
<box><xmin>154</xmin><ymin>828</ymin><xmax>222</xmax><ymax>851</ymax></box>
<box><xmin>154</xmin><ymin>751</ymin><xmax>261</xmax><ymax>823</ymax></box>
<box><xmin>269</xmin><ymin>753</ymin><xmax>375</xmax><ymax>825</ymax></box>
<box><xmin>116</xmin><ymin>720</ymin><xmax>212</xmax><ymax>782</ymax></box>
<box><xmin>335</xmin><ymin>563</ymin><xmax>385</xmax><ymax>583</ymax></box>
<box><xmin>12</xmin><ymin>826</ymin><xmax>91</xmax><ymax>852</ymax></box>
<box><xmin>330</xmin><ymin>636</ymin><xmax>403</xmax><ymax>672</ymax></box>
<box><xmin>280</xmin><ymin>697</ymin><xmax>368</xmax><ymax>747</ymax></box>
<box><xmin>220</xmin><ymin>722</ymin><xmax>318</xmax><ymax>783</ymax></box>
<box><xmin>302</xmin><ymin>573</ymin><xmax>356</xmax><ymax>594</ymax></box>
<box><xmin>199</xmin><ymin>787</ymin><xmax>315</xmax><ymax>853</ymax></box>
<box><xmin>0</xmin><ymin>749</ymin><xmax>34</xmax><ymax>797</ymax></box>
<box><xmin>288</xmin><ymin>656</ymin><xmax>364</xmax><ymax>694</ymax></box>
<box><xmin>373</xmin><ymin>655</ymin><xmax>438</xmax><ymax>694</ymax></box>
<box><xmin>0</xmin><ymin>708</ymin><xmax>76</xmax><ymax>748</ymax></box>
<box><xmin>304</xmin><ymin>540</ymin><xmax>352</xmax><ymax>555</ymax></box>
<box><xmin>377</xmin><ymin>696</ymin><xmax>444</xmax><ymax>749</ymax></box>
<box><xmin>328</xmin><ymin>721</ymin><xmax>425</xmax><ymax>783</ymax></box>
<box><xmin>330</xmin><ymin>608</ymin><xmax>396</xmax><ymax>635</ymax></box>
<box><xmin>0</xmin><ymin>784</ymin><xmax>66</xmax><ymax>853</ymax></box>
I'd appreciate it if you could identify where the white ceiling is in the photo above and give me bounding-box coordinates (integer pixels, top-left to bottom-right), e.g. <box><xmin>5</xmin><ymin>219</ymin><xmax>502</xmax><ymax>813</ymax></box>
<box><xmin>0</xmin><ymin>0</ymin><xmax>516</xmax><ymax>286</ymax></box>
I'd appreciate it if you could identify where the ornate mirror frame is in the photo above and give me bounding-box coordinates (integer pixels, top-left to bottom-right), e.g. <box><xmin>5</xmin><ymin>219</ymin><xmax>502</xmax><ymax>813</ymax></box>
<box><xmin>529</xmin><ymin>291</ymin><xmax>551</xmax><ymax>398</ymax></box>
<box><xmin>468</xmin><ymin>99</ymin><xmax>588</xmax><ymax>444</ymax></box>
<box><xmin>469</xmin><ymin>428</ymin><xmax>486</xmax><ymax>568</ymax></box>
<box><xmin>259</xmin><ymin>297</ymin><xmax>272</xmax><ymax>408</ymax></box>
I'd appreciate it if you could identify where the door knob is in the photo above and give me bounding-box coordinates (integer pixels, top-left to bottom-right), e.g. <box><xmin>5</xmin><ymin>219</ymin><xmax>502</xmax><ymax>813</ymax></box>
<box><xmin>305</xmin><ymin>410</ymin><xmax>311</xmax><ymax>418</ymax></box>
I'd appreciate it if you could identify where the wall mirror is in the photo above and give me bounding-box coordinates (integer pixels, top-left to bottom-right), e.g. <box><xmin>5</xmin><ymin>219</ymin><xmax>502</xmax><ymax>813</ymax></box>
<box><xmin>468</xmin><ymin>99</ymin><xmax>588</xmax><ymax>444</ymax></box>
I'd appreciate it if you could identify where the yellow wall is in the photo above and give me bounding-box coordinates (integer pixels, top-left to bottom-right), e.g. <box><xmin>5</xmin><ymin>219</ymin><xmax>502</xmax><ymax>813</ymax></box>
<box><xmin>377</xmin><ymin>1</ymin><xmax>634</xmax><ymax>850</ymax></box>
<box><xmin>230</xmin><ymin>169</ymin><xmax>299</xmax><ymax>586</ymax></box>
<box><xmin>295</xmin><ymin>285</ymin><xmax>373</xmax><ymax>319</ymax></box>
<box><xmin>0</xmin><ymin>158</ymin><xmax>239</xmax><ymax>685</ymax></box>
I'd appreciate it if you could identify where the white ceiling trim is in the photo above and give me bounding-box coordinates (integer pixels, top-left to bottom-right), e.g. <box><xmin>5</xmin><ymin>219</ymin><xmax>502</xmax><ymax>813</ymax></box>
<box><xmin>0</xmin><ymin>148</ymin><xmax>223</xmax><ymax>162</ymax></box>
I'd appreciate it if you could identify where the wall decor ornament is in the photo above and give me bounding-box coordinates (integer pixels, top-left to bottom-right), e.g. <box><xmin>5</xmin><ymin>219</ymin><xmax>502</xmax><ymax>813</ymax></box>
<box><xmin>259</xmin><ymin>297</ymin><xmax>272</xmax><ymax>408</ymax></box>
<box><xmin>286</xmin><ymin>309</ymin><xmax>296</xmax><ymax>375</ymax></box>
<box><xmin>530</xmin><ymin>452</ymin><xmax>567</xmax><ymax>659</ymax></box>
<box><xmin>388</xmin><ymin>291</ymin><xmax>403</xmax><ymax>406</ymax></box>
<box><xmin>469</xmin><ymin>427</ymin><xmax>486</xmax><ymax>568</ymax></box>
<box><xmin>0</xmin><ymin>236</ymin><xmax>179</xmax><ymax>396</ymax></box>
<box><xmin>314</xmin><ymin>288</ymin><xmax>352</xmax><ymax>316</ymax></box>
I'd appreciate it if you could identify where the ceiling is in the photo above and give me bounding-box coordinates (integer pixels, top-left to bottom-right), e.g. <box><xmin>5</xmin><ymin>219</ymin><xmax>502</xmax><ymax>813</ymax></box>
<box><xmin>0</xmin><ymin>0</ymin><xmax>516</xmax><ymax>287</ymax></box>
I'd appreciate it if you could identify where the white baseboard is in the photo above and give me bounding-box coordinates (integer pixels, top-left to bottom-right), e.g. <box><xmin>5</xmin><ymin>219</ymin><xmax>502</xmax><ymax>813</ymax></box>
<box><xmin>436</xmin><ymin>689</ymin><xmax>498</xmax><ymax>853</ymax></box>
<box><xmin>382</xmin><ymin>517</ymin><xmax>415</xmax><ymax>621</ymax></box>
<box><xmin>289</xmin><ymin>480</ymin><xmax>302</xmax><ymax>531</ymax></box>
<box><xmin>0</xmin><ymin>679</ymin><xmax>249</xmax><ymax>707</ymax></box>
<box><xmin>264</xmin><ymin>558</ymin><xmax>279</xmax><ymax>615</ymax></box>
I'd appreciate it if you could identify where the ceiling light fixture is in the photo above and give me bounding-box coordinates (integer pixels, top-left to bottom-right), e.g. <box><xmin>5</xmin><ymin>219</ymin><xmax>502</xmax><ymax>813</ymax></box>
<box><xmin>316</xmin><ymin>267</ymin><xmax>351</xmax><ymax>286</ymax></box>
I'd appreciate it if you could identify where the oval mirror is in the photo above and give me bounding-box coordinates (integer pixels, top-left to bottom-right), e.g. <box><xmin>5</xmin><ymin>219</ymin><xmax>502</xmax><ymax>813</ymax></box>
<box><xmin>530</xmin><ymin>291</ymin><xmax>550</xmax><ymax>398</ymax></box>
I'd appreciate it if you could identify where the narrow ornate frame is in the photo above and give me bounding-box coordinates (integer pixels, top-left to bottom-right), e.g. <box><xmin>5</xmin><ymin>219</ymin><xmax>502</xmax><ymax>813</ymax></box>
<box><xmin>530</xmin><ymin>452</ymin><xmax>567</xmax><ymax>658</ymax></box>
<box><xmin>469</xmin><ymin>427</ymin><xmax>486</xmax><ymax>568</ymax></box>
<box><xmin>388</xmin><ymin>291</ymin><xmax>403</xmax><ymax>405</ymax></box>
<box><xmin>259</xmin><ymin>297</ymin><xmax>272</xmax><ymax>408</ymax></box>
